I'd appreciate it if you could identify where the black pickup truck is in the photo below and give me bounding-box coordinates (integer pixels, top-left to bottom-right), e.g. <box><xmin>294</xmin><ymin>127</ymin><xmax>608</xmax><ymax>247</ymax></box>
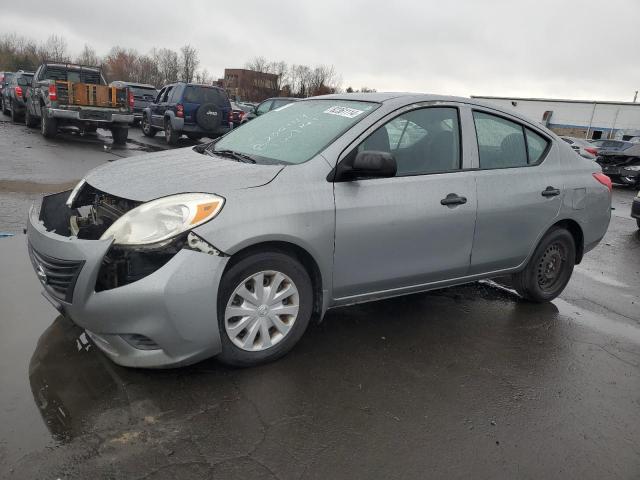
<box><xmin>24</xmin><ymin>62</ymin><xmax>134</xmax><ymax>144</ymax></box>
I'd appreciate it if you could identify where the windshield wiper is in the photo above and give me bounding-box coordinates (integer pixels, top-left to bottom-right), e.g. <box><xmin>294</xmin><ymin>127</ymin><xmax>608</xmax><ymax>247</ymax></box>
<box><xmin>208</xmin><ymin>149</ymin><xmax>256</xmax><ymax>164</ymax></box>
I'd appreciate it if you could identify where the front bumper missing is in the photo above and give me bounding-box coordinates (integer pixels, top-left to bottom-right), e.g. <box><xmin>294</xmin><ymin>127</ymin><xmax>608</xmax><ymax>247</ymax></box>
<box><xmin>26</xmin><ymin>194</ymin><xmax>229</xmax><ymax>368</ymax></box>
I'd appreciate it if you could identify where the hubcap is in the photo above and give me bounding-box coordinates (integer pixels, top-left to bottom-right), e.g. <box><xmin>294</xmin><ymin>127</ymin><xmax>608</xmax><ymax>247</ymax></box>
<box><xmin>224</xmin><ymin>270</ymin><xmax>299</xmax><ymax>352</ymax></box>
<box><xmin>537</xmin><ymin>243</ymin><xmax>566</xmax><ymax>292</ymax></box>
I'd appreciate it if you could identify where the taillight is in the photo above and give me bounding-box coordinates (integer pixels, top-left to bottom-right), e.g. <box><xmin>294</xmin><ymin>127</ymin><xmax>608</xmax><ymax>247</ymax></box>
<box><xmin>584</xmin><ymin>147</ymin><xmax>598</xmax><ymax>156</ymax></box>
<box><xmin>176</xmin><ymin>103</ymin><xmax>184</xmax><ymax>118</ymax></box>
<box><xmin>593</xmin><ymin>172</ymin><xmax>612</xmax><ymax>192</ymax></box>
<box><xmin>15</xmin><ymin>86</ymin><xmax>23</xmax><ymax>97</ymax></box>
<box><xmin>48</xmin><ymin>84</ymin><xmax>57</xmax><ymax>101</ymax></box>
<box><xmin>128</xmin><ymin>90</ymin><xmax>134</xmax><ymax>109</ymax></box>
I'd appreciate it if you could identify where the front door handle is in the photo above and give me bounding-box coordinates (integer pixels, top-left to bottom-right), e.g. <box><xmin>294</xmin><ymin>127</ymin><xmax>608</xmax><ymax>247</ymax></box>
<box><xmin>541</xmin><ymin>186</ymin><xmax>561</xmax><ymax>197</ymax></box>
<box><xmin>440</xmin><ymin>193</ymin><xmax>467</xmax><ymax>206</ymax></box>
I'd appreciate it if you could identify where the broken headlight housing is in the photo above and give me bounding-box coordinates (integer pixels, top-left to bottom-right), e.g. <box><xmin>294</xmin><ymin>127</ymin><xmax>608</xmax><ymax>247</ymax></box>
<box><xmin>100</xmin><ymin>193</ymin><xmax>224</xmax><ymax>246</ymax></box>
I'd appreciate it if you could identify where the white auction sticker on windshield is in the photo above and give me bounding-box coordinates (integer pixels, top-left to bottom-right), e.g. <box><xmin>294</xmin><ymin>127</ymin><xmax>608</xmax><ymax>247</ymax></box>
<box><xmin>324</xmin><ymin>106</ymin><xmax>364</xmax><ymax>118</ymax></box>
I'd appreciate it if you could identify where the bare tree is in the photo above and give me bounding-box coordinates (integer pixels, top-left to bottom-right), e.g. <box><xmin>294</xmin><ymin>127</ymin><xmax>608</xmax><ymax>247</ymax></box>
<box><xmin>39</xmin><ymin>35</ymin><xmax>69</xmax><ymax>62</ymax></box>
<box><xmin>75</xmin><ymin>44</ymin><xmax>100</xmax><ymax>66</ymax></box>
<box><xmin>180</xmin><ymin>44</ymin><xmax>199</xmax><ymax>83</ymax></box>
<box><xmin>245</xmin><ymin>56</ymin><xmax>270</xmax><ymax>73</ymax></box>
<box><xmin>269</xmin><ymin>60</ymin><xmax>288</xmax><ymax>92</ymax></box>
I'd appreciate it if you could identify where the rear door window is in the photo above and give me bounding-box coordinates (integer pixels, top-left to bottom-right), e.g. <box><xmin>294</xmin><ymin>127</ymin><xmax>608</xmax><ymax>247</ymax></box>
<box><xmin>473</xmin><ymin>111</ymin><xmax>528</xmax><ymax>169</ymax></box>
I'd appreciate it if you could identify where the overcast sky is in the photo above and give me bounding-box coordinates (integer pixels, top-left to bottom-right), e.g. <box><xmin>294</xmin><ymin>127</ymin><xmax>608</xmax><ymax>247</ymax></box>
<box><xmin>3</xmin><ymin>0</ymin><xmax>639</xmax><ymax>101</ymax></box>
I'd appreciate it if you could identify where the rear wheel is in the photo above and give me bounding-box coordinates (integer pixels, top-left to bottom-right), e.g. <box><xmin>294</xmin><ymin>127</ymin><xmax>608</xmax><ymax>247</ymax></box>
<box><xmin>141</xmin><ymin>114</ymin><xmax>157</xmax><ymax>137</ymax></box>
<box><xmin>10</xmin><ymin>101</ymin><xmax>21</xmax><ymax>122</ymax></box>
<box><xmin>164</xmin><ymin>119</ymin><xmax>179</xmax><ymax>145</ymax></box>
<box><xmin>512</xmin><ymin>227</ymin><xmax>576</xmax><ymax>302</ymax></box>
<box><xmin>25</xmin><ymin>107</ymin><xmax>38</xmax><ymax>128</ymax></box>
<box><xmin>40</xmin><ymin>109</ymin><xmax>58</xmax><ymax>138</ymax></box>
<box><xmin>111</xmin><ymin>126</ymin><xmax>128</xmax><ymax>145</ymax></box>
<box><xmin>1</xmin><ymin>98</ymin><xmax>8</xmax><ymax>115</ymax></box>
<box><xmin>217</xmin><ymin>251</ymin><xmax>313</xmax><ymax>367</ymax></box>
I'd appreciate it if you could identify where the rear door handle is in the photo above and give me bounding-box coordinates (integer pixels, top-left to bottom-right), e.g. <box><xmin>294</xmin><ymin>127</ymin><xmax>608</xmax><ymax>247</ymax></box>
<box><xmin>541</xmin><ymin>186</ymin><xmax>561</xmax><ymax>197</ymax></box>
<box><xmin>440</xmin><ymin>193</ymin><xmax>467</xmax><ymax>206</ymax></box>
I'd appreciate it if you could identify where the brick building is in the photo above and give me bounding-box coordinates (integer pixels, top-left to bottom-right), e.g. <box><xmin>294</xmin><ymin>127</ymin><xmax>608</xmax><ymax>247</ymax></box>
<box><xmin>223</xmin><ymin>69</ymin><xmax>279</xmax><ymax>102</ymax></box>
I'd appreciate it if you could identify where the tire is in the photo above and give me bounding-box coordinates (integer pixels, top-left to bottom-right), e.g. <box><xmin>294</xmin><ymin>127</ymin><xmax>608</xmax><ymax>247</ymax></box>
<box><xmin>195</xmin><ymin>103</ymin><xmax>222</xmax><ymax>131</ymax></box>
<box><xmin>1</xmin><ymin>98</ymin><xmax>8</xmax><ymax>115</ymax></box>
<box><xmin>141</xmin><ymin>114</ymin><xmax>157</xmax><ymax>137</ymax></box>
<box><xmin>25</xmin><ymin>107</ymin><xmax>38</xmax><ymax>128</ymax></box>
<box><xmin>217</xmin><ymin>251</ymin><xmax>314</xmax><ymax>367</ymax></box>
<box><xmin>10</xmin><ymin>101</ymin><xmax>20</xmax><ymax>122</ymax></box>
<box><xmin>40</xmin><ymin>109</ymin><xmax>57</xmax><ymax>138</ymax></box>
<box><xmin>111</xmin><ymin>126</ymin><xmax>128</xmax><ymax>145</ymax></box>
<box><xmin>512</xmin><ymin>227</ymin><xmax>576</xmax><ymax>303</ymax></box>
<box><xmin>164</xmin><ymin>118</ymin><xmax>179</xmax><ymax>145</ymax></box>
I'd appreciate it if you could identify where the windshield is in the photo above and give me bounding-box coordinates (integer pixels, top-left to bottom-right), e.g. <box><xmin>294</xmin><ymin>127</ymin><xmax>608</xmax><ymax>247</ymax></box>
<box><xmin>211</xmin><ymin>100</ymin><xmax>379</xmax><ymax>165</ymax></box>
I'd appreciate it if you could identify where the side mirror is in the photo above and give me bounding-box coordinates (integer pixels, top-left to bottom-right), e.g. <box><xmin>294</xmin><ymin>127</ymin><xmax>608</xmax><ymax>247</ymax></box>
<box><xmin>333</xmin><ymin>150</ymin><xmax>397</xmax><ymax>182</ymax></box>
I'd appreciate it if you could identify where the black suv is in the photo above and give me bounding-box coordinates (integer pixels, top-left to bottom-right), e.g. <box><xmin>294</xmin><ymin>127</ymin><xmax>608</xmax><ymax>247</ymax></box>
<box><xmin>2</xmin><ymin>70</ymin><xmax>34</xmax><ymax>122</ymax></box>
<box><xmin>141</xmin><ymin>82</ymin><xmax>232</xmax><ymax>145</ymax></box>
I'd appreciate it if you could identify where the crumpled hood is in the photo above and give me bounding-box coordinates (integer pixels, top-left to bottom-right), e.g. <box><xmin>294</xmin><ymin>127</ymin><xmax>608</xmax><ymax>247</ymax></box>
<box><xmin>84</xmin><ymin>147</ymin><xmax>284</xmax><ymax>201</ymax></box>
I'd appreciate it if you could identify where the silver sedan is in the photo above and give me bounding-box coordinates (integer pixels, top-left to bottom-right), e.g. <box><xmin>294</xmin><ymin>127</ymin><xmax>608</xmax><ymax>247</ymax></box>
<box><xmin>27</xmin><ymin>93</ymin><xmax>612</xmax><ymax>368</ymax></box>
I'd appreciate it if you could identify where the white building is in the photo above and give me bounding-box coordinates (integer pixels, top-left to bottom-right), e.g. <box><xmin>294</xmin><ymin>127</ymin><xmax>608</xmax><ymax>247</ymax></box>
<box><xmin>472</xmin><ymin>96</ymin><xmax>640</xmax><ymax>141</ymax></box>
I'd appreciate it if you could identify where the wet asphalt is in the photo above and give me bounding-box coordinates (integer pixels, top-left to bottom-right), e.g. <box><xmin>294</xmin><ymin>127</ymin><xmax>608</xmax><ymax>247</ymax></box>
<box><xmin>0</xmin><ymin>115</ymin><xmax>639</xmax><ymax>479</ymax></box>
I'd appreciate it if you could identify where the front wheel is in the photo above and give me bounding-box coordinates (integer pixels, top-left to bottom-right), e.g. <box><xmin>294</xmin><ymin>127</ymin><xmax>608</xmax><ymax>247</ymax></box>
<box><xmin>141</xmin><ymin>114</ymin><xmax>156</xmax><ymax>137</ymax></box>
<box><xmin>217</xmin><ymin>251</ymin><xmax>313</xmax><ymax>367</ymax></box>
<box><xmin>10</xmin><ymin>102</ymin><xmax>21</xmax><ymax>122</ymax></box>
<box><xmin>1</xmin><ymin>98</ymin><xmax>7</xmax><ymax>115</ymax></box>
<box><xmin>512</xmin><ymin>227</ymin><xmax>576</xmax><ymax>303</ymax></box>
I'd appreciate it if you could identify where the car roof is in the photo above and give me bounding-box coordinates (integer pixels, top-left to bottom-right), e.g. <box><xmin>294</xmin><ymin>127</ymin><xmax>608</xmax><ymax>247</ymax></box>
<box><xmin>305</xmin><ymin>92</ymin><xmax>557</xmax><ymax>133</ymax></box>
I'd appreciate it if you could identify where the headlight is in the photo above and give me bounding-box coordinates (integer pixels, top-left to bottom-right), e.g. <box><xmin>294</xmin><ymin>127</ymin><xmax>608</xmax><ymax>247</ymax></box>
<box><xmin>623</xmin><ymin>166</ymin><xmax>640</xmax><ymax>171</ymax></box>
<box><xmin>100</xmin><ymin>193</ymin><xmax>224</xmax><ymax>245</ymax></box>
<box><xmin>66</xmin><ymin>179</ymin><xmax>86</xmax><ymax>207</ymax></box>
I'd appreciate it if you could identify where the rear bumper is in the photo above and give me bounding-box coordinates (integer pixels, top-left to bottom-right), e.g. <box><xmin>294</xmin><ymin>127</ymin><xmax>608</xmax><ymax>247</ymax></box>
<box><xmin>171</xmin><ymin>116</ymin><xmax>232</xmax><ymax>136</ymax></box>
<box><xmin>47</xmin><ymin>108</ymin><xmax>134</xmax><ymax>125</ymax></box>
<box><xmin>26</xmin><ymin>194</ymin><xmax>228</xmax><ymax>368</ymax></box>
<box><xmin>631</xmin><ymin>197</ymin><xmax>640</xmax><ymax>220</ymax></box>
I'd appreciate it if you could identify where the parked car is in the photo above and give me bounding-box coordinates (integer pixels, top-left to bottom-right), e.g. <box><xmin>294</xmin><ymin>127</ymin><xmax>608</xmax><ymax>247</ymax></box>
<box><xmin>230</xmin><ymin>101</ymin><xmax>253</xmax><ymax>127</ymax></box>
<box><xmin>24</xmin><ymin>62</ymin><xmax>134</xmax><ymax>144</ymax></box>
<box><xmin>632</xmin><ymin>191</ymin><xmax>640</xmax><ymax>229</ymax></box>
<box><xmin>0</xmin><ymin>71</ymin><xmax>14</xmax><ymax>114</ymax></box>
<box><xmin>26</xmin><ymin>93</ymin><xmax>611</xmax><ymax>368</ymax></box>
<box><xmin>141</xmin><ymin>82</ymin><xmax>232</xmax><ymax>145</ymax></box>
<box><xmin>109</xmin><ymin>81</ymin><xmax>157</xmax><ymax>125</ymax></box>
<box><xmin>241</xmin><ymin>97</ymin><xmax>300</xmax><ymax>123</ymax></box>
<box><xmin>2</xmin><ymin>70</ymin><xmax>34</xmax><ymax>122</ymax></box>
<box><xmin>560</xmin><ymin>136</ymin><xmax>598</xmax><ymax>159</ymax></box>
<box><xmin>596</xmin><ymin>144</ymin><xmax>640</xmax><ymax>188</ymax></box>
<box><xmin>589</xmin><ymin>139</ymin><xmax>634</xmax><ymax>153</ymax></box>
